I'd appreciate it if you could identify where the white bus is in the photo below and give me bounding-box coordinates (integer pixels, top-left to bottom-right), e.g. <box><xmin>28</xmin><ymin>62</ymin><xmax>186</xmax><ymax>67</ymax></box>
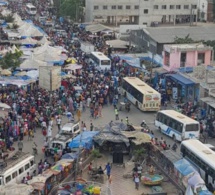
<box><xmin>0</xmin><ymin>152</ymin><xmax>36</xmax><ymax>186</ymax></box>
<box><xmin>122</xmin><ymin>77</ymin><xmax>161</xmax><ymax>111</ymax></box>
<box><xmin>25</xmin><ymin>3</ymin><xmax>37</xmax><ymax>15</ymax></box>
<box><xmin>155</xmin><ymin>110</ymin><xmax>200</xmax><ymax>141</ymax></box>
<box><xmin>181</xmin><ymin>139</ymin><xmax>215</xmax><ymax>188</ymax></box>
<box><xmin>89</xmin><ymin>52</ymin><xmax>111</xmax><ymax>70</ymax></box>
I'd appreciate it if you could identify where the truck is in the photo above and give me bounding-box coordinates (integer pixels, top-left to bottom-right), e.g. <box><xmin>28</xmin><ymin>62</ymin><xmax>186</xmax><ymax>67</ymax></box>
<box><xmin>80</xmin><ymin>41</ymin><xmax>94</xmax><ymax>54</ymax></box>
<box><xmin>49</xmin><ymin>122</ymin><xmax>80</xmax><ymax>155</ymax></box>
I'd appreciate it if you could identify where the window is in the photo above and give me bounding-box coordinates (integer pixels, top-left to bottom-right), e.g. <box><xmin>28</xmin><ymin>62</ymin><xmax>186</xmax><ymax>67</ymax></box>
<box><xmin>126</xmin><ymin>5</ymin><xmax>130</xmax><ymax>9</ymax></box>
<box><xmin>154</xmin><ymin>5</ymin><xmax>158</xmax><ymax>9</ymax></box>
<box><xmin>184</xmin><ymin>5</ymin><xmax>189</xmax><ymax>9</ymax></box>
<box><xmin>185</xmin><ymin>124</ymin><xmax>199</xmax><ymax>131</ymax></box>
<box><xmin>118</xmin><ymin>5</ymin><xmax>122</xmax><ymax>9</ymax></box>
<box><xmin>134</xmin><ymin>5</ymin><xmax>139</xmax><ymax>9</ymax></box>
<box><xmin>192</xmin><ymin>5</ymin><xmax>197</xmax><ymax>9</ymax></box>
<box><xmin>101</xmin><ymin>60</ymin><xmax>110</xmax><ymax>65</ymax></box>
<box><xmin>94</xmin><ymin>6</ymin><xmax>99</xmax><ymax>10</ymax></box>
<box><xmin>112</xmin><ymin>5</ymin><xmax>116</xmax><ymax>10</ymax></box>
<box><xmin>144</xmin><ymin>9</ymin><xmax>148</xmax><ymax>14</ymax></box>
<box><xmin>162</xmin><ymin>5</ymin><xmax>166</xmax><ymax>9</ymax></box>
<box><xmin>103</xmin><ymin>6</ymin><xmax>108</xmax><ymax>10</ymax></box>
<box><xmin>176</xmin><ymin>5</ymin><xmax>181</xmax><ymax>9</ymax></box>
<box><xmin>19</xmin><ymin>167</ymin><xmax>24</xmax><ymax>174</ymax></box>
<box><xmin>25</xmin><ymin>163</ymin><xmax>30</xmax><ymax>170</ymax></box>
<box><xmin>170</xmin><ymin>5</ymin><xmax>174</xmax><ymax>9</ymax></box>
<box><xmin>74</xmin><ymin>125</ymin><xmax>79</xmax><ymax>132</ymax></box>
<box><xmin>5</xmin><ymin>175</ymin><xmax>11</xmax><ymax>183</ymax></box>
<box><xmin>12</xmin><ymin>172</ymin><xmax>18</xmax><ymax>179</ymax></box>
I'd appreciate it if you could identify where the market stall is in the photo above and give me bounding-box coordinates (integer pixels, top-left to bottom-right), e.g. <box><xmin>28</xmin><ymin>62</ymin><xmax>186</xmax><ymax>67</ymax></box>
<box><xmin>0</xmin><ymin>184</ymin><xmax>34</xmax><ymax>195</ymax></box>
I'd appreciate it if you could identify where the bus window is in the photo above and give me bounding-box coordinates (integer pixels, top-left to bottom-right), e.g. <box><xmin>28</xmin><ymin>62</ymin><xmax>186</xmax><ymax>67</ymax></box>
<box><xmin>6</xmin><ymin>175</ymin><xmax>11</xmax><ymax>183</ymax></box>
<box><xmin>12</xmin><ymin>171</ymin><xmax>18</xmax><ymax>179</ymax></box>
<box><xmin>25</xmin><ymin>163</ymin><xmax>30</xmax><ymax>170</ymax></box>
<box><xmin>19</xmin><ymin>167</ymin><xmax>24</xmax><ymax>174</ymax></box>
<box><xmin>186</xmin><ymin>124</ymin><xmax>199</xmax><ymax>131</ymax></box>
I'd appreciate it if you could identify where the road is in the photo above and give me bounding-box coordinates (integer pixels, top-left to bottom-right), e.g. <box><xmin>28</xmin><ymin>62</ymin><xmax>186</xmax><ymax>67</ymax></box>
<box><xmin>14</xmin><ymin>97</ymin><xmax>215</xmax><ymax>163</ymax></box>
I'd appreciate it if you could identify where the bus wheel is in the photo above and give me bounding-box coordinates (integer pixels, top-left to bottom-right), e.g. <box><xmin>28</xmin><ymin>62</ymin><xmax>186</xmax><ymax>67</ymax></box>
<box><xmin>172</xmin><ymin>134</ymin><xmax>176</xmax><ymax>141</ymax></box>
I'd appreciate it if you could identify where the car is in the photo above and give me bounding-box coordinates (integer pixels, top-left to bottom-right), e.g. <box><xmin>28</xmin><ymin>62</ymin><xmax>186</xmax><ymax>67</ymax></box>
<box><xmin>59</xmin><ymin>122</ymin><xmax>80</xmax><ymax>136</ymax></box>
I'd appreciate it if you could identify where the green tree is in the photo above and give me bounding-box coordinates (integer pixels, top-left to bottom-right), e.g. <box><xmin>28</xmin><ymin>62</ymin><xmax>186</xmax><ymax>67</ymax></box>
<box><xmin>174</xmin><ymin>34</ymin><xmax>195</xmax><ymax>44</ymax></box>
<box><xmin>0</xmin><ymin>50</ymin><xmax>23</xmax><ymax>70</ymax></box>
<box><xmin>55</xmin><ymin>0</ymin><xmax>84</xmax><ymax>22</ymax></box>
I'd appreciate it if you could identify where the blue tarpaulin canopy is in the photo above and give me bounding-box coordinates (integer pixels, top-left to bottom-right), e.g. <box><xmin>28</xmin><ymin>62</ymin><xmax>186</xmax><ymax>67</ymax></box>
<box><xmin>199</xmin><ymin>191</ymin><xmax>213</xmax><ymax>195</ymax></box>
<box><xmin>61</xmin><ymin>152</ymin><xmax>79</xmax><ymax>160</ymax></box>
<box><xmin>174</xmin><ymin>158</ymin><xmax>197</xmax><ymax>176</ymax></box>
<box><xmin>169</xmin><ymin>74</ymin><xmax>195</xmax><ymax>86</ymax></box>
<box><xmin>68</xmin><ymin>131</ymin><xmax>99</xmax><ymax>149</ymax></box>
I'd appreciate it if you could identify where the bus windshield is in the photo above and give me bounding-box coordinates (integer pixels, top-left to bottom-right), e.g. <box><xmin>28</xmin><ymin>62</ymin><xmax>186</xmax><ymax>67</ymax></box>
<box><xmin>101</xmin><ymin>60</ymin><xmax>110</xmax><ymax>65</ymax></box>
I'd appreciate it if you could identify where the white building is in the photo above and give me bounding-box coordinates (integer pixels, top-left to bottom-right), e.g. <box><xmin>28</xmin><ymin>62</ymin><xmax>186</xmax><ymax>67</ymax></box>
<box><xmin>85</xmin><ymin>0</ymin><xmax>199</xmax><ymax>26</ymax></box>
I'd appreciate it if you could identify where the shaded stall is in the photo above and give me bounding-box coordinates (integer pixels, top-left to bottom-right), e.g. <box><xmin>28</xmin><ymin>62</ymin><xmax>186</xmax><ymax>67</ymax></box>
<box><xmin>28</xmin><ymin>169</ymin><xmax>59</xmax><ymax>195</ymax></box>
<box><xmin>0</xmin><ymin>184</ymin><xmax>34</xmax><ymax>195</ymax></box>
<box><xmin>51</xmin><ymin>159</ymin><xmax>74</xmax><ymax>181</ymax></box>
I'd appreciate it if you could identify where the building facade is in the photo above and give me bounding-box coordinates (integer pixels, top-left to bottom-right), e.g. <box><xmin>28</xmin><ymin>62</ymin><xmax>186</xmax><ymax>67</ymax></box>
<box><xmin>163</xmin><ymin>44</ymin><xmax>213</xmax><ymax>71</ymax></box>
<box><xmin>85</xmin><ymin>0</ymin><xmax>198</xmax><ymax>26</ymax></box>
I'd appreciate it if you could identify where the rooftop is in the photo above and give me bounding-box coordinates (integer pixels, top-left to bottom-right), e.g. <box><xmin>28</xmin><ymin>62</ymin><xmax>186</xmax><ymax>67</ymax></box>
<box><xmin>144</xmin><ymin>25</ymin><xmax>215</xmax><ymax>43</ymax></box>
<box><xmin>165</xmin><ymin>43</ymin><xmax>212</xmax><ymax>51</ymax></box>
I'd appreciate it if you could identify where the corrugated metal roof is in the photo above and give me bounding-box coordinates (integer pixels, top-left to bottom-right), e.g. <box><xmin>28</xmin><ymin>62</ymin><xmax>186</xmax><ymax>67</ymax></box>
<box><xmin>144</xmin><ymin>26</ymin><xmax>215</xmax><ymax>43</ymax></box>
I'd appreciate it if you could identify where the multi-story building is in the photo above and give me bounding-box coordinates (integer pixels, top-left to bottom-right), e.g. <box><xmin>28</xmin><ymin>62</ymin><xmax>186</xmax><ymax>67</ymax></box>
<box><xmin>85</xmin><ymin>0</ymin><xmax>198</xmax><ymax>26</ymax></box>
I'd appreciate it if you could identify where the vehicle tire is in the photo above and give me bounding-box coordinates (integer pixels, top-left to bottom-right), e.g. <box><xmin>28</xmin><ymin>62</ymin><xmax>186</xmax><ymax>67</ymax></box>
<box><xmin>172</xmin><ymin>134</ymin><xmax>176</xmax><ymax>141</ymax></box>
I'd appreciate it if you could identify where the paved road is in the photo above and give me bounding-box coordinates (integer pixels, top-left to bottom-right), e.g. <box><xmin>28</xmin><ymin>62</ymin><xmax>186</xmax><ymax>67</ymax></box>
<box><xmin>14</xmin><ymin>97</ymin><xmax>215</xmax><ymax>163</ymax></box>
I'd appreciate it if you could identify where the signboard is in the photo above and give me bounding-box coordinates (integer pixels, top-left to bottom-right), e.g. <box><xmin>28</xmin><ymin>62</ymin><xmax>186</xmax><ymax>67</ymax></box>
<box><xmin>39</xmin><ymin>66</ymin><xmax>61</xmax><ymax>91</ymax></box>
<box><xmin>172</xmin><ymin>87</ymin><xmax>178</xmax><ymax>99</ymax></box>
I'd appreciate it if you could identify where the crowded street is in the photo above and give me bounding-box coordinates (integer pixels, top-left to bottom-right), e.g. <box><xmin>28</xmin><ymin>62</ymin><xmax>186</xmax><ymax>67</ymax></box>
<box><xmin>0</xmin><ymin>0</ymin><xmax>214</xmax><ymax>195</ymax></box>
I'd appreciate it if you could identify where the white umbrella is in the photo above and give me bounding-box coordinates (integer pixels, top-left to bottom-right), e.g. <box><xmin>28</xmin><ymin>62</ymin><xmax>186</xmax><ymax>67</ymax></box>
<box><xmin>64</xmin><ymin>64</ymin><xmax>82</xmax><ymax>71</ymax></box>
<box><xmin>18</xmin><ymin>25</ymin><xmax>43</xmax><ymax>37</ymax></box>
<box><xmin>15</xmin><ymin>71</ymin><xmax>27</xmax><ymax>76</ymax></box>
<box><xmin>1</xmin><ymin>69</ymin><xmax>11</xmax><ymax>76</ymax></box>
<box><xmin>20</xmin><ymin>58</ymin><xmax>47</xmax><ymax>69</ymax></box>
<box><xmin>37</xmin><ymin>36</ymin><xmax>51</xmax><ymax>45</ymax></box>
<box><xmin>33</xmin><ymin>51</ymin><xmax>61</xmax><ymax>62</ymax></box>
<box><xmin>1</xmin><ymin>9</ymin><xmax>11</xmax><ymax>16</ymax></box>
<box><xmin>26</xmin><ymin>70</ymin><xmax>39</xmax><ymax>78</ymax></box>
<box><xmin>21</xmin><ymin>37</ymin><xmax>37</xmax><ymax>45</ymax></box>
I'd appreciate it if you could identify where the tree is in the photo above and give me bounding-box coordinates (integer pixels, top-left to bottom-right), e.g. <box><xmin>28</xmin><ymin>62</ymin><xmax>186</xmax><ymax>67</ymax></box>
<box><xmin>174</xmin><ymin>34</ymin><xmax>195</xmax><ymax>44</ymax></box>
<box><xmin>133</xmin><ymin>148</ymin><xmax>145</xmax><ymax>162</ymax></box>
<box><xmin>0</xmin><ymin>50</ymin><xmax>23</xmax><ymax>70</ymax></box>
<box><xmin>57</xmin><ymin>0</ymin><xmax>84</xmax><ymax>22</ymax></box>
<box><xmin>91</xmin><ymin>149</ymin><xmax>102</xmax><ymax>168</ymax></box>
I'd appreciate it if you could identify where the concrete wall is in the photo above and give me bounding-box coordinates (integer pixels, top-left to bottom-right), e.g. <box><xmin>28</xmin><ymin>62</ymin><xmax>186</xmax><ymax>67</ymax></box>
<box><xmin>85</xmin><ymin>0</ymin><xmax>198</xmax><ymax>25</ymax></box>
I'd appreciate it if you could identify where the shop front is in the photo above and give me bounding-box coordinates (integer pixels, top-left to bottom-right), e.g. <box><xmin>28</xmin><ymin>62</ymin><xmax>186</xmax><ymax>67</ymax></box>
<box><xmin>200</xmin><ymin>96</ymin><xmax>215</xmax><ymax>118</ymax></box>
<box><xmin>166</xmin><ymin>74</ymin><xmax>198</xmax><ymax>102</ymax></box>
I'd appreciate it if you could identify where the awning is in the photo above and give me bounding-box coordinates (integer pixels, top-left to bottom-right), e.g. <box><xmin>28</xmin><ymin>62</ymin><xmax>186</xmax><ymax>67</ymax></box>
<box><xmin>169</xmin><ymin>74</ymin><xmax>195</xmax><ymax>86</ymax></box>
<box><xmin>200</xmin><ymin>97</ymin><xmax>215</xmax><ymax>109</ymax></box>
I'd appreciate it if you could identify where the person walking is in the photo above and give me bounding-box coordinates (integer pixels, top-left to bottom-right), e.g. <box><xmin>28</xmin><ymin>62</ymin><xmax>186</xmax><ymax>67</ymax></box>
<box><xmin>56</xmin><ymin>116</ymin><xmax>62</xmax><ymax>132</ymax></box>
<box><xmin>104</xmin><ymin>162</ymin><xmax>111</xmax><ymax>179</ymax></box>
<box><xmin>134</xmin><ymin>173</ymin><xmax>140</xmax><ymax>190</ymax></box>
<box><xmin>90</xmin><ymin>123</ymin><xmax>94</xmax><ymax>131</ymax></box>
<box><xmin>77</xmin><ymin>109</ymin><xmax>81</xmax><ymax>121</ymax></box>
<box><xmin>18</xmin><ymin>139</ymin><xmax>23</xmax><ymax>152</ymax></box>
<box><xmin>115</xmin><ymin>107</ymin><xmax>119</xmax><ymax>120</ymax></box>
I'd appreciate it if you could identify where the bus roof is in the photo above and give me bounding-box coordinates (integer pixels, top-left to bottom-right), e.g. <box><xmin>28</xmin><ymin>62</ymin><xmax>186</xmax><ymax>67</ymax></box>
<box><xmin>91</xmin><ymin>52</ymin><xmax>110</xmax><ymax>60</ymax></box>
<box><xmin>181</xmin><ymin>139</ymin><xmax>215</xmax><ymax>169</ymax></box>
<box><xmin>123</xmin><ymin>77</ymin><xmax>160</xmax><ymax>95</ymax></box>
<box><xmin>0</xmin><ymin>151</ymin><xmax>33</xmax><ymax>175</ymax></box>
<box><xmin>26</xmin><ymin>3</ymin><xmax>36</xmax><ymax>8</ymax></box>
<box><xmin>158</xmin><ymin>110</ymin><xmax>199</xmax><ymax>124</ymax></box>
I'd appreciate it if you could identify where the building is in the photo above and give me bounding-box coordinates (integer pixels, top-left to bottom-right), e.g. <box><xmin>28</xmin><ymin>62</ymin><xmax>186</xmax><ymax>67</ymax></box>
<box><xmin>163</xmin><ymin>44</ymin><xmax>213</xmax><ymax>71</ymax></box>
<box><xmin>207</xmin><ymin>0</ymin><xmax>214</xmax><ymax>22</ymax></box>
<box><xmin>85</xmin><ymin>0</ymin><xmax>198</xmax><ymax>26</ymax></box>
<box><xmin>130</xmin><ymin>25</ymin><xmax>215</xmax><ymax>56</ymax></box>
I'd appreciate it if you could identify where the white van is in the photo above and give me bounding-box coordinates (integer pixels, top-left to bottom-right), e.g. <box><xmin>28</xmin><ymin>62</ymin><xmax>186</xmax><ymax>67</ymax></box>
<box><xmin>0</xmin><ymin>152</ymin><xmax>36</xmax><ymax>186</ymax></box>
